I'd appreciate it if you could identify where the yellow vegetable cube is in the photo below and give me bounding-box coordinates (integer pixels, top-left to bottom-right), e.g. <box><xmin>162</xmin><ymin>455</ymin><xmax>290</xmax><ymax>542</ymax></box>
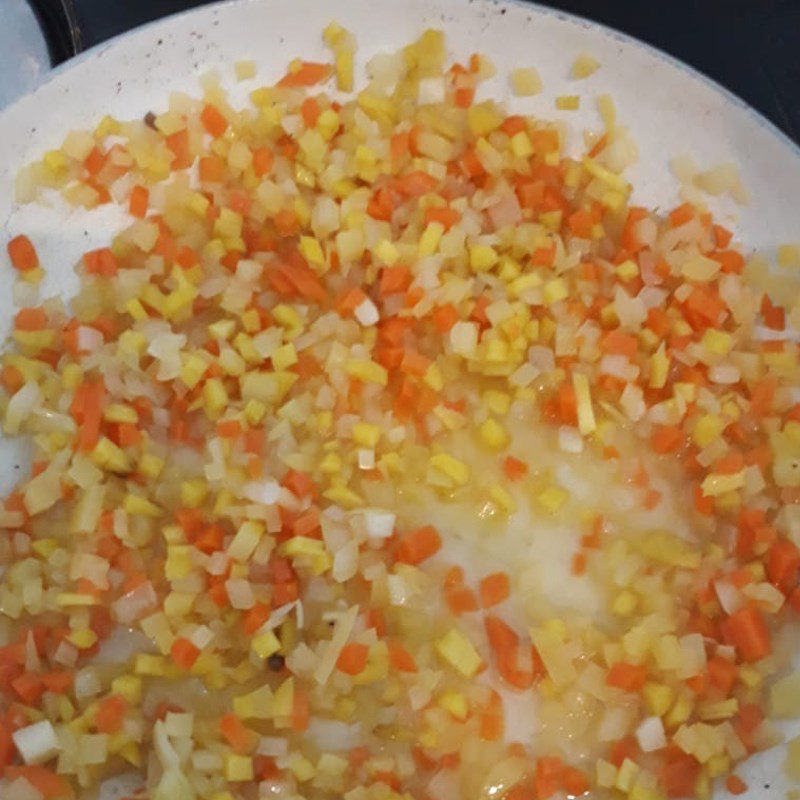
<box><xmin>435</xmin><ymin>629</ymin><xmax>483</xmax><ymax>677</ymax></box>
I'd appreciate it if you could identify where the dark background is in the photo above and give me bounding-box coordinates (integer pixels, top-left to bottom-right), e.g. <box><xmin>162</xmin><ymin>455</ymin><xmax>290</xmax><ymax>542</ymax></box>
<box><xmin>35</xmin><ymin>0</ymin><xmax>800</xmax><ymax>143</ymax></box>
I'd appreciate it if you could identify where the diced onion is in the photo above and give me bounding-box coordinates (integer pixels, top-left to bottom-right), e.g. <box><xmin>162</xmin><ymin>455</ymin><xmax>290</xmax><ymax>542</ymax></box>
<box><xmin>12</xmin><ymin>720</ymin><xmax>61</xmax><ymax>765</ymax></box>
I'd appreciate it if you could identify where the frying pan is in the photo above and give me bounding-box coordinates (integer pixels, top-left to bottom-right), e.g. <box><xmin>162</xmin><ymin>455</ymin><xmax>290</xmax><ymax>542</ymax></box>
<box><xmin>1</xmin><ymin>0</ymin><xmax>799</xmax><ymax>796</ymax></box>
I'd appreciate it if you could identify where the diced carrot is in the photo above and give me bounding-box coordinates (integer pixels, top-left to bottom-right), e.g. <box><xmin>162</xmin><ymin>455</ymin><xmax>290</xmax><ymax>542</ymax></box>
<box><xmin>562</xmin><ymin>767</ymin><xmax>589</xmax><ymax>797</ymax></box>
<box><xmin>349</xmin><ymin>745</ymin><xmax>371</xmax><ymax>770</ymax></box>
<box><xmin>485</xmin><ymin>614</ymin><xmax>519</xmax><ymax>653</ymax></box>
<box><xmin>40</xmin><ymin>671</ymin><xmax>73</xmax><ymax>694</ymax></box>
<box><xmin>479</xmin><ymin>711</ymin><xmax>503</xmax><ymax>741</ymax></box>
<box><xmin>606</xmin><ymin>661</ymin><xmax>647</xmax><ymax>692</ymax></box>
<box><xmin>380</xmin><ymin>265</ymin><xmax>412</xmax><ymax>295</ymax></box>
<box><xmin>607</xmin><ymin>736</ymin><xmax>637</xmax><ymax>768</ymax></box>
<box><xmin>723</xmin><ymin>606</ymin><xmax>771</xmax><ymax>663</ymax></box>
<box><xmin>712</xmin><ymin>250</ymin><xmax>745</xmax><ymax>274</ymax></box>
<box><xmin>424</xmin><ymin>205</ymin><xmax>461</xmax><ymax>231</ymax></box>
<box><xmin>242</xmin><ymin>602</ymin><xmax>271</xmax><ymax>636</ymax></box>
<box><xmin>300</xmin><ymin>96</ymin><xmax>321</xmax><ymax>128</ymax></box>
<box><xmin>554</xmin><ymin>382</ymin><xmax>577</xmax><ymax>426</ymax></box>
<box><xmin>461</xmin><ymin>146</ymin><xmax>486</xmax><ymax>178</ymax></box>
<box><xmin>220</xmin><ymin>712</ymin><xmax>256</xmax><ymax>753</ymax></box>
<box><xmin>761</xmin><ymin>294</ymin><xmax>786</xmax><ymax>331</ymax></box>
<box><xmin>190</xmin><ymin>522</ymin><xmax>221</xmax><ymax>554</ymax></box>
<box><xmin>529</xmin><ymin>129</ymin><xmax>560</xmax><ymax>154</ymax></box>
<box><xmin>70</xmin><ymin>379</ymin><xmax>106</xmax><ymax>452</ymax></box>
<box><xmin>200</xmin><ymin>103</ymin><xmax>229</xmax><ymax>137</ymax></box>
<box><xmin>567</xmin><ymin>208</ymin><xmax>594</xmax><ymax>238</ymax></box>
<box><xmin>733</xmin><ymin>703</ymin><xmax>763</xmax><ymax>752</ymax></box>
<box><xmin>395</xmin><ymin>170</ymin><xmax>438</xmax><ymax>197</ymax></box>
<box><xmin>7</xmin><ymin>234</ymin><xmax>39</xmax><ymax>271</ymax></box>
<box><xmin>395</xmin><ymin>525</ymin><xmax>441</xmax><ymax>565</ymax></box>
<box><xmin>650</xmin><ymin>425</ymin><xmax>684</xmax><ymax>454</ymax></box>
<box><xmin>706</xmin><ymin>656</ymin><xmax>738</xmax><ymax>696</ymax></box>
<box><xmin>95</xmin><ymin>694</ymin><xmax>127</xmax><ymax>734</ymax></box>
<box><xmin>660</xmin><ymin>750</ymin><xmax>701</xmax><ymax>798</ymax></box>
<box><xmin>83</xmin><ymin>247</ymin><xmax>118</xmax><ymax>277</ymax></box>
<box><xmin>713</xmin><ymin>224</ymin><xmax>733</xmax><ymax>248</ymax></box>
<box><xmin>243</xmin><ymin>428</ymin><xmax>265</xmax><ymax>456</ymax></box>
<box><xmin>282</xmin><ymin>469</ymin><xmax>316</xmax><ymax>499</ymax></box>
<box><xmin>534</xmin><ymin>756</ymin><xmax>564</xmax><ymax>800</ymax></box>
<box><xmin>432</xmin><ymin>303</ymin><xmax>460</xmax><ymax>333</ymax></box>
<box><xmin>486</xmin><ymin>618</ymin><xmax>541</xmax><ymax>689</ymax></box>
<box><xmin>531</xmin><ymin>244</ymin><xmax>556</xmax><ymax>267</ymax></box>
<box><xmin>271</xmin><ymin>575</ymin><xmax>299</xmax><ymax>606</ymax></box>
<box><xmin>253</xmin><ymin>754</ymin><xmax>279</xmax><ymax>781</ymax></box>
<box><xmin>388</xmin><ymin>641</ymin><xmax>418</xmax><ymax>673</ymax></box>
<box><xmin>271</xmin><ymin>262</ymin><xmax>327</xmax><ymax>303</ymax></box>
<box><xmin>83</xmin><ymin>146</ymin><xmax>107</xmax><ymax>176</ymax></box>
<box><xmin>129</xmin><ymin>184</ymin><xmax>149</xmax><ymax>218</ymax></box>
<box><xmin>367</xmin><ymin>188</ymin><xmax>395</xmax><ymax>221</ymax></box>
<box><xmin>445</xmin><ymin>585</ymin><xmax>479</xmax><ymax>614</ymax></box>
<box><xmin>479</xmin><ymin>572</ymin><xmax>510</xmax><ymax>608</ymax></box>
<box><xmin>714</xmin><ymin>451</ymin><xmax>744</xmax><ymax>475</ymax></box>
<box><xmin>668</xmin><ymin>202</ymin><xmax>694</xmax><ymax>227</ymax></box>
<box><xmin>270</xmin><ymin>209</ymin><xmax>297</xmax><ymax>238</ymax></box>
<box><xmin>0</xmin><ymin>721</ymin><xmax>13</xmax><ymax>770</ymax></box>
<box><xmin>365</xmin><ymin>608</ymin><xmax>386</xmax><ymax>637</ymax></box>
<box><xmin>499</xmin><ymin>115</ymin><xmax>526</xmax><ymax>137</ymax></box>
<box><xmin>116</xmin><ymin>422</ymin><xmax>142</xmax><ymax>447</ymax></box>
<box><xmin>199</xmin><ymin>154</ymin><xmax>225</xmax><ymax>182</ymax></box>
<box><xmin>444</xmin><ymin>565</ymin><xmax>464</xmax><ymax>589</ymax></box>
<box><xmin>571</xmin><ymin>552</ymin><xmax>587</xmax><ymax>575</ymax></box>
<box><xmin>587</xmin><ymin>133</ymin><xmax>609</xmax><ymax>160</ymax></box>
<box><xmin>766</xmin><ymin>538</ymin><xmax>800</xmax><ymax>593</ymax></box>
<box><xmin>685</xmin><ymin>673</ymin><xmax>707</xmax><ymax>695</ymax></box>
<box><xmin>401</xmin><ymin>349</ymin><xmax>431</xmax><ymax>376</ymax></box>
<box><xmin>5</xmin><ymin>766</ymin><xmax>70</xmax><ymax>798</ymax></box>
<box><xmin>216</xmin><ymin>419</ymin><xmax>242</xmax><ymax>438</ymax></box>
<box><xmin>749</xmin><ymin>376</ymin><xmax>777</xmax><ymax>416</ymax></box>
<box><xmin>390</xmin><ymin>131</ymin><xmax>410</xmax><ymax>160</ymax></box>
<box><xmin>600</xmin><ymin>329</ymin><xmax>638</xmax><ymax>359</ymax></box>
<box><xmin>293</xmin><ymin>508</ymin><xmax>321</xmax><ymax>539</ymax></box>
<box><xmin>454</xmin><ymin>86</ymin><xmax>475</xmax><ymax>108</ymax></box>
<box><xmin>14</xmin><ymin>307</ymin><xmax>47</xmax><ymax>331</ymax></box>
<box><xmin>277</xmin><ymin>61</ymin><xmax>332</xmax><ymax>88</ymax></box>
<box><xmin>278</xmin><ymin>137</ymin><xmax>299</xmax><ymax>161</ymax></box>
<box><xmin>337</xmin><ymin>642</ymin><xmax>369</xmax><ymax>675</ymax></box>
<box><xmin>503</xmin><ymin>456</ymin><xmax>529</xmax><ymax>481</ymax></box>
<box><xmin>725</xmin><ymin>775</ymin><xmax>747</xmax><ymax>796</ymax></box>
<box><xmin>165</xmin><ymin>128</ymin><xmax>192</xmax><ymax>169</ymax></box>
<box><xmin>253</xmin><ymin>146</ymin><xmax>274</xmax><ymax>177</ymax></box>
<box><xmin>646</xmin><ymin>306</ymin><xmax>670</xmax><ymax>337</ymax></box>
<box><xmin>1</xmin><ymin>364</ymin><xmax>24</xmax><ymax>394</ymax></box>
<box><xmin>378</xmin><ymin>316</ymin><xmax>410</xmax><ymax>346</ymax></box>
<box><xmin>12</xmin><ymin>671</ymin><xmax>44</xmax><ymax>705</ymax></box>
<box><xmin>335</xmin><ymin>286</ymin><xmax>368</xmax><ymax>316</ymax></box>
<box><xmin>208</xmin><ymin>580</ymin><xmax>229</xmax><ymax>607</ymax></box>
<box><xmin>170</xmin><ymin>636</ymin><xmax>201</xmax><ymax>670</ymax></box>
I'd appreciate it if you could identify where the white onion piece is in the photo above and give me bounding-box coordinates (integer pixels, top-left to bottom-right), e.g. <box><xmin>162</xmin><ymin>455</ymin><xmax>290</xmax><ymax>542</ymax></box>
<box><xmin>242</xmin><ymin>479</ymin><xmax>280</xmax><ymax>505</ymax></box>
<box><xmin>306</xmin><ymin>719</ymin><xmax>363</xmax><ymax>751</ymax></box>
<box><xmin>12</xmin><ymin>721</ymin><xmax>60</xmax><ymax>765</ymax></box>
<box><xmin>4</xmin><ymin>382</ymin><xmax>42</xmax><ymax>435</ymax></box>
<box><xmin>360</xmin><ymin>508</ymin><xmax>396</xmax><ymax>540</ymax></box>
<box><xmin>636</xmin><ymin>716</ymin><xmax>667</xmax><ymax>752</ymax></box>
<box><xmin>112</xmin><ymin>581</ymin><xmax>158</xmax><ymax>624</ymax></box>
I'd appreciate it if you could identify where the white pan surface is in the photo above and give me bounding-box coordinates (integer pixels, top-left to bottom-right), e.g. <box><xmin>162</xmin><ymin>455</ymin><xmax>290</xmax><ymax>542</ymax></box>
<box><xmin>0</xmin><ymin>0</ymin><xmax>798</xmax><ymax>795</ymax></box>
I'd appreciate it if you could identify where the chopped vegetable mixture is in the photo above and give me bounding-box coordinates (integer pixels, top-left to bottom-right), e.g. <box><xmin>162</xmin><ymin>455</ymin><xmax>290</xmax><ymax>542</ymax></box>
<box><xmin>1</xmin><ymin>23</ymin><xmax>800</xmax><ymax>800</ymax></box>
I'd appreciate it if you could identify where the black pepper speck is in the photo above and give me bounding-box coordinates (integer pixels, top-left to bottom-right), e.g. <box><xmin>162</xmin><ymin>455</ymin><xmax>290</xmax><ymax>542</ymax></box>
<box><xmin>267</xmin><ymin>653</ymin><xmax>285</xmax><ymax>672</ymax></box>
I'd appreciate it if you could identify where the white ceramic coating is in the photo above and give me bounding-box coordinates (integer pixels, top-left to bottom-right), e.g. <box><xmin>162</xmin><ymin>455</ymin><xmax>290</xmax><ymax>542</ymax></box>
<box><xmin>0</xmin><ymin>0</ymin><xmax>798</xmax><ymax>795</ymax></box>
